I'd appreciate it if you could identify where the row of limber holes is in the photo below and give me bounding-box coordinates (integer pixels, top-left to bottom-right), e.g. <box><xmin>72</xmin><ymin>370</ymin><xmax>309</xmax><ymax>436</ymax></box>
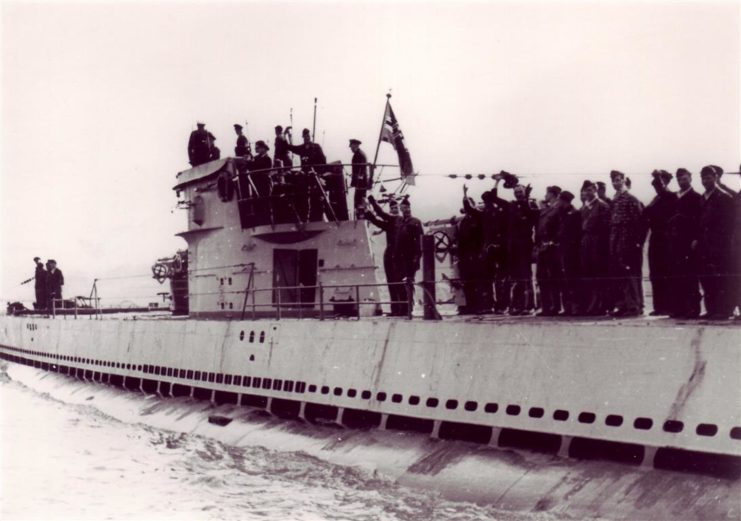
<box><xmin>5</xmin><ymin>344</ymin><xmax>741</xmax><ymax>442</ymax></box>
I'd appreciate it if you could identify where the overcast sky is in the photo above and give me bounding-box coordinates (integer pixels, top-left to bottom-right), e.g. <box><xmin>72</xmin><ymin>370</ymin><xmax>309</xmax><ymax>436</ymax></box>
<box><xmin>1</xmin><ymin>0</ymin><xmax>739</xmax><ymax>304</ymax></box>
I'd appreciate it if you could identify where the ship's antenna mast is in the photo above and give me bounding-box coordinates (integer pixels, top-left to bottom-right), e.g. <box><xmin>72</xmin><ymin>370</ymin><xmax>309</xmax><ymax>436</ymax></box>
<box><xmin>312</xmin><ymin>97</ymin><xmax>318</xmax><ymax>142</ymax></box>
<box><xmin>288</xmin><ymin>108</ymin><xmax>294</xmax><ymax>163</ymax></box>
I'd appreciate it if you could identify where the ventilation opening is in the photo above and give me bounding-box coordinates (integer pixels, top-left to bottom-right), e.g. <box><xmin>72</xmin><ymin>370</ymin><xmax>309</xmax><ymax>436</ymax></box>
<box><xmin>634</xmin><ymin>417</ymin><xmax>653</xmax><ymax>430</ymax></box>
<box><xmin>569</xmin><ymin>437</ymin><xmax>644</xmax><ymax>465</ymax></box>
<box><xmin>499</xmin><ymin>428</ymin><xmax>561</xmax><ymax>454</ymax></box>
<box><xmin>696</xmin><ymin>424</ymin><xmax>718</xmax><ymax>437</ymax></box>
<box><xmin>654</xmin><ymin>448</ymin><xmax>741</xmax><ymax>480</ymax></box>
<box><xmin>663</xmin><ymin>420</ymin><xmax>684</xmax><ymax>433</ymax></box>
<box><xmin>270</xmin><ymin>398</ymin><xmax>301</xmax><ymax>419</ymax></box>
<box><xmin>386</xmin><ymin>415</ymin><xmax>434</xmax><ymax>435</ymax></box>
<box><xmin>439</xmin><ymin>422</ymin><xmax>492</xmax><ymax>444</ymax></box>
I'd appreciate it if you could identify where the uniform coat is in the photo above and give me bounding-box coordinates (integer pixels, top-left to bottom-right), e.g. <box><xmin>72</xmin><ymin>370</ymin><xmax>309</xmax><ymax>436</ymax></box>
<box><xmin>667</xmin><ymin>188</ymin><xmax>702</xmax><ymax>317</ymax></box>
<box><xmin>698</xmin><ymin>188</ymin><xmax>735</xmax><ymax>317</ymax></box>
<box><xmin>507</xmin><ymin>200</ymin><xmax>538</xmax><ymax>312</ymax></box>
<box><xmin>34</xmin><ymin>263</ymin><xmax>48</xmax><ymax>310</ymax></box>
<box><xmin>644</xmin><ymin>190</ymin><xmax>678</xmax><ymax>314</ymax></box>
<box><xmin>351</xmin><ymin>148</ymin><xmax>369</xmax><ymax>211</ymax></box>
<box><xmin>534</xmin><ymin>202</ymin><xmax>563</xmax><ymax>314</ymax></box>
<box><xmin>609</xmin><ymin>190</ymin><xmax>647</xmax><ymax>314</ymax></box>
<box><xmin>557</xmin><ymin>204</ymin><xmax>581</xmax><ymax>314</ymax></box>
<box><xmin>46</xmin><ymin>268</ymin><xmax>64</xmax><ymax>309</ymax></box>
<box><xmin>188</xmin><ymin>129</ymin><xmax>214</xmax><ymax>166</ymax></box>
<box><xmin>579</xmin><ymin>198</ymin><xmax>610</xmax><ymax>315</ymax></box>
<box><xmin>367</xmin><ymin>198</ymin><xmax>404</xmax><ymax>316</ymax></box>
<box><xmin>462</xmin><ymin>192</ymin><xmax>509</xmax><ymax>311</ymax></box>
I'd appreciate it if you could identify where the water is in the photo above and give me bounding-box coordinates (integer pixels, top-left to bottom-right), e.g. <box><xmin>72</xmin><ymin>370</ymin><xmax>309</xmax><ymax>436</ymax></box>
<box><xmin>0</xmin><ymin>363</ymin><xmax>561</xmax><ymax>521</ymax></box>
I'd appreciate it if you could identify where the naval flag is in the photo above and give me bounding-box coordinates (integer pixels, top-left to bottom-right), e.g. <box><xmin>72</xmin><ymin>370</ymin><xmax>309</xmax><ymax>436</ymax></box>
<box><xmin>378</xmin><ymin>101</ymin><xmax>415</xmax><ymax>185</ymax></box>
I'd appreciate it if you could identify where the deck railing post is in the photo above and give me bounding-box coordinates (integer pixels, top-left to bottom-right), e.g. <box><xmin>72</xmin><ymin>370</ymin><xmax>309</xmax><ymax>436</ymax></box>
<box><xmin>355</xmin><ymin>285</ymin><xmax>361</xmax><ymax>320</ymax></box>
<box><xmin>276</xmin><ymin>287</ymin><xmax>282</xmax><ymax>321</ymax></box>
<box><xmin>319</xmin><ymin>283</ymin><xmax>324</xmax><ymax>321</ymax></box>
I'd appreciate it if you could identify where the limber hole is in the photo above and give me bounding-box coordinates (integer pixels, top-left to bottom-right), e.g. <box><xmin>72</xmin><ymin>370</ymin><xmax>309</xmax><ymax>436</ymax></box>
<box><xmin>553</xmin><ymin>410</ymin><xmax>569</xmax><ymax>421</ymax></box>
<box><xmin>528</xmin><ymin>407</ymin><xmax>544</xmax><ymax>418</ymax></box>
<box><xmin>634</xmin><ymin>417</ymin><xmax>653</xmax><ymax>430</ymax></box>
<box><xmin>696</xmin><ymin>423</ymin><xmax>718</xmax><ymax>437</ymax></box>
<box><xmin>605</xmin><ymin>414</ymin><xmax>623</xmax><ymax>427</ymax></box>
<box><xmin>506</xmin><ymin>405</ymin><xmax>521</xmax><ymax>416</ymax></box>
<box><xmin>485</xmin><ymin>403</ymin><xmax>498</xmax><ymax>414</ymax></box>
<box><xmin>663</xmin><ymin>420</ymin><xmax>684</xmax><ymax>433</ymax></box>
<box><xmin>578</xmin><ymin>412</ymin><xmax>596</xmax><ymax>424</ymax></box>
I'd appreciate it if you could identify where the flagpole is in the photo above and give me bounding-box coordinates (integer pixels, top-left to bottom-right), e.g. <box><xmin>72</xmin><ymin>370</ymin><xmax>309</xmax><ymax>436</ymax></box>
<box><xmin>371</xmin><ymin>93</ymin><xmax>391</xmax><ymax>187</ymax></box>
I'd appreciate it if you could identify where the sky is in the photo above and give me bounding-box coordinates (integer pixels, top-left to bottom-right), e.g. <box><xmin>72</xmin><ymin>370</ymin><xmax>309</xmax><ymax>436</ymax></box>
<box><xmin>1</xmin><ymin>0</ymin><xmax>739</xmax><ymax>304</ymax></box>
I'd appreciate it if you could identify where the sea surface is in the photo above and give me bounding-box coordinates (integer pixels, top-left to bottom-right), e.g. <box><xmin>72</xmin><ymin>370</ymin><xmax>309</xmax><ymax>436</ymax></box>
<box><xmin>0</xmin><ymin>363</ymin><xmax>564</xmax><ymax>521</ymax></box>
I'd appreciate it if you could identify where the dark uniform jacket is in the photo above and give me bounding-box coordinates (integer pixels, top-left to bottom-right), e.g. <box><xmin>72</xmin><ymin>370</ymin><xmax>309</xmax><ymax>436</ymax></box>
<box><xmin>698</xmin><ymin>188</ymin><xmax>735</xmax><ymax>269</ymax></box>
<box><xmin>557</xmin><ymin>204</ymin><xmax>581</xmax><ymax>269</ymax></box>
<box><xmin>188</xmin><ymin>129</ymin><xmax>214</xmax><ymax>166</ymax></box>
<box><xmin>463</xmin><ymin>190</ymin><xmax>508</xmax><ymax>255</ymax></box>
<box><xmin>395</xmin><ymin>216</ymin><xmax>423</xmax><ymax>279</ymax></box>
<box><xmin>274</xmin><ymin>135</ymin><xmax>291</xmax><ymax>166</ymax></box>
<box><xmin>34</xmin><ymin>264</ymin><xmax>48</xmax><ymax>290</ymax></box>
<box><xmin>47</xmin><ymin>268</ymin><xmax>64</xmax><ymax>299</ymax></box>
<box><xmin>579</xmin><ymin>198</ymin><xmax>611</xmax><ymax>272</ymax></box>
<box><xmin>645</xmin><ymin>191</ymin><xmax>678</xmax><ymax>245</ymax></box>
<box><xmin>506</xmin><ymin>200</ymin><xmax>538</xmax><ymax>277</ymax></box>
<box><xmin>351</xmin><ymin>149</ymin><xmax>369</xmax><ymax>189</ymax></box>
<box><xmin>235</xmin><ymin>135</ymin><xmax>250</xmax><ymax>157</ymax></box>
<box><xmin>535</xmin><ymin>203</ymin><xmax>562</xmax><ymax>249</ymax></box>
<box><xmin>668</xmin><ymin>188</ymin><xmax>702</xmax><ymax>257</ymax></box>
<box><xmin>286</xmin><ymin>142</ymin><xmax>327</xmax><ymax>173</ymax></box>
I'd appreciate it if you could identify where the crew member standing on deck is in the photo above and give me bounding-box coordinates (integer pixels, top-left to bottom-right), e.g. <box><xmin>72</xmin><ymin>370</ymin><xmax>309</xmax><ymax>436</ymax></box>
<box><xmin>456</xmin><ymin>191</ymin><xmax>483</xmax><ymax>314</ymax></box>
<box><xmin>46</xmin><ymin>259</ymin><xmax>64</xmax><ymax>310</ymax></box>
<box><xmin>274</xmin><ymin>126</ymin><xmax>292</xmax><ymax>169</ymax></box>
<box><xmin>395</xmin><ymin>197</ymin><xmax>423</xmax><ymax>316</ymax></box>
<box><xmin>507</xmin><ymin>184</ymin><xmax>538</xmax><ymax>315</ymax></box>
<box><xmin>366</xmin><ymin>195</ymin><xmax>404</xmax><ymax>316</ymax></box>
<box><xmin>233</xmin><ymin>124</ymin><xmax>250</xmax><ymax>158</ymax></box>
<box><xmin>246</xmin><ymin>140</ymin><xmax>273</xmax><ymax>223</ymax></box>
<box><xmin>32</xmin><ymin>257</ymin><xmax>47</xmax><ymax>310</ymax></box>
<box><xmin>696</xmin><ymin>165</ymin><xmax>735</xmax><ymax>319</ymax></box>
<box><xmin>644</xmin><ymin>170</ymin><xmax>677</xmax><ymax>316</ymax></box>
<box><xmin>608</xmin><ymin>170</ymin><xmax>647</xmax><ymax>317</ymax></box>
<box><xmin>579</xmin><ymin>181</ymin><xmax>611</xmax><ymax>315</ymax></box>
<box><xmin>556</xmin><ymin>191</ymin><xmax>581</xmax><ymax>315</ymax></box>
<box><xmin>534</xmin><ymin>186</ymin><xmax>563</xmax><ymax>316</ymax></box>
<box><xmin>349</xmin><ymin>139</ymin><xmax>369</xmax><ymax>216</ymax></box>
<box><xmin>668</xmin><ymin>168</ymin><xmax>702</xmax><ymax>318</ymax></box>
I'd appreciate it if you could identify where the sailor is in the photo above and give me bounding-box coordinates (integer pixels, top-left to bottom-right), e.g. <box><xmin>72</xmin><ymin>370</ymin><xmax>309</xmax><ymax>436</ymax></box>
<box><xmin>579</xmin><ymin>180</ymin><xmax>611</xmax><ymax>315</ymax></box>
<box><xmin>349</xmin><ymin>139</ymin><xmax>369</xmax><ymax>216</ymax></box>
<box><xmin>644</xmin><ymin>170</ymin><xmax>678</xmax><ymax>316</ymax></box>
<box><xmin>534</xmin><ymin>185</ymin><xmax>563</xmax><ymax>316</ymax></box>
<box><xmin>462</xmin><ymin>175</ymin><xmax>510</xmax><ymax>313</ymax></box>
<box><xmin>608</xmin><ymin>170</ymin><xmax>647</xmax><ymax>317</ymax></box>
<box><xmin>274</xmin><ymin>125</ymin><xmax>292</xmax><ymax>169</ymax></box>
<box><xmin>187</xmin><ymin>122</ymin><xmax>214</xmax><ymax>167</ymax></box>
<box><xmin>394</xmin><ymin>197</ymin><xmax>423</xmax><ymax>316</ymax></box>
<box><xmin>455</xmin><ymin>196</ymin><xmax>483</xmax><ymax>314</ymax></box>
<box><xmin>366</xmin><ymin>195</ymin><xmax>404</xmax><ymax>316</ymax></box>
<box><xmin>506</xmin><ymin>183</ymin><xmax>539</xmax><ymax>315</ymax></box>
<box><xmin>246</xmin><ymin>140</ymin><xmax>273</xmax><ymax>224</ymax></box>
<box><xmin>596</xmin><ymin>181</ymin><xmax>612</xmax><ymax>208</ymax></box>
<box><xmin>285</xmin><ymin>129</ymin><xmax>328</xmax><ymax>222</ymax></box>
<box><xmin>233</xmin><ymin>124</ymin><xmax>250</xmax><ymax>158</ymax></box>
<box><xmin>696</xmin><ymin>165</ymin><xmax>735</xmax><ymax>319</ymax></box>
<box><xmin>286</xmin><ymin>128</ymin><xmax>327</xmax><ymax>174</ymax></box>
<box><xmin>556</xmin><ymin>191</ymin><xmax>581</xmax><ymax>315</ymax></box>
<box><xmin>46</xmin><ymin>259</ymin><xmax>64</xmax><ymax>310</ymax></box>
<box><xmin>32</xmin><ymin>257</ymin><xmax>48</xmax><ymax>310</ymax></box>
<box><xmin>667</xmin><ymin>168</ymin><xmax>702</xmax><ymax>318</ymax></box>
